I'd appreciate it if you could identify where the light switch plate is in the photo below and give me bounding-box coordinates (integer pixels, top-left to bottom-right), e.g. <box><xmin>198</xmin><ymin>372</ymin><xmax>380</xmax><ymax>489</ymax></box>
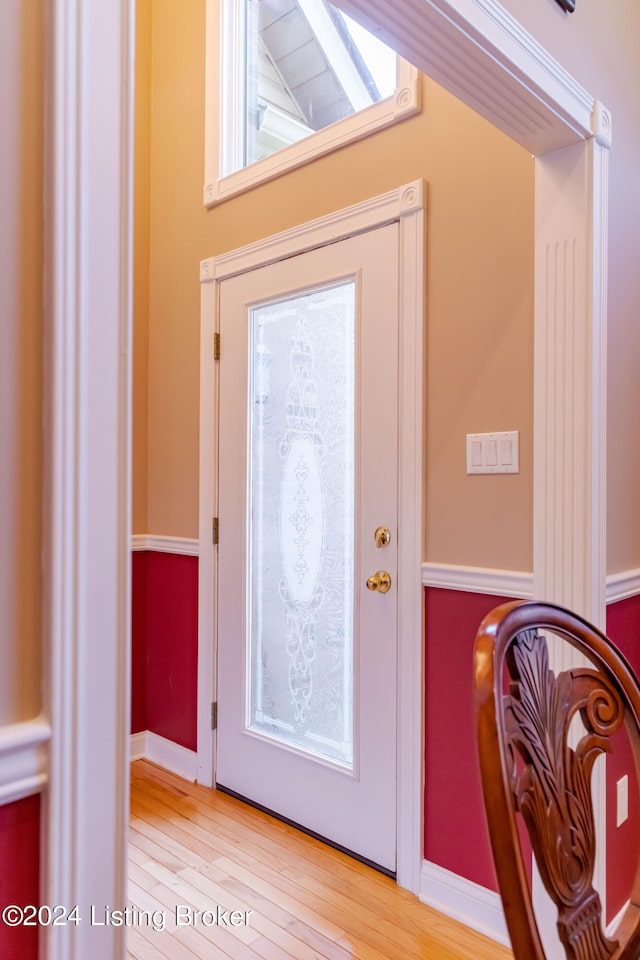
<box><xmin>466</xmin><ymin>431</ymin><xmax>519</xmax><ymax>475</ymax></box>
<box><xmin>617</xmin><ymin>774</ymin><xmax>629</xmax><ymax>826</ymax></box>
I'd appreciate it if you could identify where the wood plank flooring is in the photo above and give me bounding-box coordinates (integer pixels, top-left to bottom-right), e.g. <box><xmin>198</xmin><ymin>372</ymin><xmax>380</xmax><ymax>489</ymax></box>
<box><xmin>128</xmin><ymin>760</ymin><xmax>513</xmax><ymax>960</ymax></box>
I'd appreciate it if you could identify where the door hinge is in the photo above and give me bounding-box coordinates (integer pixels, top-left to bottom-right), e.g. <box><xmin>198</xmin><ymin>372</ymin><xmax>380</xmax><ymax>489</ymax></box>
<box><xmin>214</xmin><ymin>332</ymin><xmax>221</xmax><ymax>360</ymax></box>
<box><xmin>212</xmin><ymin>516</ymin><xmax>219</xmax><ymax>544</ymax></box>
<box><xmin>211</xmin><ymin>701</ymin><xmax>218</xmax><ymax>730</ymax></box>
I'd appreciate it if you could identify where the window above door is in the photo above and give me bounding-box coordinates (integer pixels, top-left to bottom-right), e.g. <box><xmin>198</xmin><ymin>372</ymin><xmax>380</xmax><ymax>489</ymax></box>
<box><xmin>204</xmin><ymin>0</ymin><xmax>420</xmax><ymax>206</ymax></box>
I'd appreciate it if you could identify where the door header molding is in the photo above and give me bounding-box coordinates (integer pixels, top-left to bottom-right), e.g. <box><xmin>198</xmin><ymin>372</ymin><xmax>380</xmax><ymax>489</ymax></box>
<box><xmin>200</xmin><ymin>179</ymin><xmax>425</xmax><ymax>285</ymax></box>
<box><xmin>331</xmin><ymin>0</ymin><xmax>610</xmax><ymax>154</ymax></box>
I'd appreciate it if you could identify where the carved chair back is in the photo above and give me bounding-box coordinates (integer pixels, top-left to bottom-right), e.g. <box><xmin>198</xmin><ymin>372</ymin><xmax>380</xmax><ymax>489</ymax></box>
<box><xmin>474</xmin><ymin>600</ymin><xmax>640</xmax><ymax>960</ymax></box>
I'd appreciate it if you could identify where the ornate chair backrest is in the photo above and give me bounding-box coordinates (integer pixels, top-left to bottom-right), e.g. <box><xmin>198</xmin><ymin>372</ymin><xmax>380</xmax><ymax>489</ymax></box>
<box><xmin>474</xmin><ymin>600</ymin><xmax>640</xmax><ymax>960</ymax></box>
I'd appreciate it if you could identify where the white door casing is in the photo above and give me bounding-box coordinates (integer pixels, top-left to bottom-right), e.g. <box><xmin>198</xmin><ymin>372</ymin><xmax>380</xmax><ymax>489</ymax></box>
<box><xmin>199</xmin><ymin>181</ymin><xmax>426</xmax><ymax>889</ymax></box>
<box><xmin>43</xmin><ymin>1</ymin><xmax>134</xmax><ymax>958</ymax></box>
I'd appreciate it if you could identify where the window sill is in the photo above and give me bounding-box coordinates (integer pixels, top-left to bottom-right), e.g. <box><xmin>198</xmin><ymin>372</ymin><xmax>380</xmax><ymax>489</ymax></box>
<box><xmin>203</xmin><ymin>69</ymin><xmax>421</xmax><ymax>208</ymax></box>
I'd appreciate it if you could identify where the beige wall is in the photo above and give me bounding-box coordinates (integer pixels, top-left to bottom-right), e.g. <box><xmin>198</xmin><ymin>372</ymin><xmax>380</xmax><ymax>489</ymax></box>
<box><xmin>132</xmin><ymin>0</ymin><xmax>152</xmax><ymax>534</ymax></box>
<box><xmin>498</xmin><ymin>0</ymin><xmax>640</xmax><ymax>573</ymax></box>
<box><xmin>0</xmin><ymin>0</ymin><xmax>44</xmax><ymax>724</ymax></box>
<box><xmin>139</xmin><ymin>0</ymin><xmax>534</xmax><ymax>570</ymax></box>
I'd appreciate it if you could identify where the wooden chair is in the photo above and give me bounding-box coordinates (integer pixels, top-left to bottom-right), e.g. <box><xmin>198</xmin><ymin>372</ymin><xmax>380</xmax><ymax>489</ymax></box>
<box><xmin>474</xmin><ymin>600</ymin><xmax>640</xmax><ymax>960</ymax></box>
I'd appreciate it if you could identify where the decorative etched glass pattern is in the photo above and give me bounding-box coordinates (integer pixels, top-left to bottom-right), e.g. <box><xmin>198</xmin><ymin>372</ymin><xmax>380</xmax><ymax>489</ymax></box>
<box><xmin>248</xmin><ymin>281</ymin><xmax>355</xmax><ymax>767</ymax></box>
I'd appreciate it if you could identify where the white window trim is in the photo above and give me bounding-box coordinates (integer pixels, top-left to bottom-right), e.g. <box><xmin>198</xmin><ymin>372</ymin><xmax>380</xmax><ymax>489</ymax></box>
<box><xmin>203</xmin><ymin>0</ymin><xmax>421</xmax><ymax>208</ymax></box>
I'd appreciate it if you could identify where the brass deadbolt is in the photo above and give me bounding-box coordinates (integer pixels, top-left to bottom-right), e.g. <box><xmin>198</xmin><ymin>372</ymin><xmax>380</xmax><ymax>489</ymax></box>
<box><xmin>374</xmin><ymin>526</ymin><xmax>391</xmax><ymax>548</ymax></box>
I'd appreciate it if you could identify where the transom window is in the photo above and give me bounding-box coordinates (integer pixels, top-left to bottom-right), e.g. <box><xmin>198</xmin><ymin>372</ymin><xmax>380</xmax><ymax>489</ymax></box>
<box><xmin>204</xmin><ymin>0</ymin><xmax>420</xmax><ymax>206</ymax></box>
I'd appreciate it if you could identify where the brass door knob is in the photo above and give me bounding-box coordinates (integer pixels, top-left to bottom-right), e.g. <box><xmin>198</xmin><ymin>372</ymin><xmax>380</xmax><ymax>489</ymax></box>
<box><xmin>366</xmin><ymin>571</ymin><xmax>392</xmax><ymax>593</ymax></box>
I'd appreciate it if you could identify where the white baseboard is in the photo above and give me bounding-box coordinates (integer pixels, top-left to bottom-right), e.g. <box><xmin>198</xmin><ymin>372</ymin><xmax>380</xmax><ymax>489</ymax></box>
<box><xmin>130</xmin><ymin>731</ymin><xmax>197</xmax><ymax>782</ymax></box>
<box><xmin>131</xmin><ymin>534</ymin><xmax>199</xmax><ymax>556</ymax></box>
<box><xmin>607</xmin><ymin>900</ymin><xmax>630</xmax><ymax>938</ymax></box>
<box><xmin>419</xmin><ymin>860</ymin><xmax>510</xmax><ymax>947</ymax></box>
<box><xmin>0</xmin><ymin>717</ymin><xmax>51</xmax><ymax>806</ymax></box>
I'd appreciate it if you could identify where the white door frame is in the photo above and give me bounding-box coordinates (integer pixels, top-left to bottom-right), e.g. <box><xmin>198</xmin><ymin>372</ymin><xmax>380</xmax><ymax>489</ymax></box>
<box><xmin>198</xmin><ymin>181</ymin><xmax>426</xmax><ymax>891</ymax></box>
<box><xmin>43</xmin><ymin>1</ymin><xmax>134</xmax><ymax>958</ymax></box>
<box><xmin>45</xmin><ymin>0</ymin><xmax>609</xmax><ymax>955</ymax></box>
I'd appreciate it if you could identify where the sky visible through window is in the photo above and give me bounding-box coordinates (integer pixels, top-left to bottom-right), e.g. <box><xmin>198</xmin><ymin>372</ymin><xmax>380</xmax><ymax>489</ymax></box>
<box><xmin>338</xmin><ymin>11</ymin><xmax>396</xmax><ymax>99</ymax></box>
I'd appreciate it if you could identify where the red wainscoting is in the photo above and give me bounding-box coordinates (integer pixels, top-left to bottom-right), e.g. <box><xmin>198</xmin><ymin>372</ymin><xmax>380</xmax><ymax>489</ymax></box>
<box><xmin>606</xmin><ymin>596</ymin><xmax>640</xmax><ymax>924</ymax></box>
<box><xmin>131</xmin><ymin>562</ymin><xmax>638</xmax><ymax>917</ymax></box>
<box><xmin>424</xmin><ymin>587</ymin><xmax>517</xmax><ymax>892</ymax></box>
<box><xmin>0</xmin><ymin>794</ymin><xmax>40</xmax><ymax>960</ymax></box>
<box><xmin>131</xmin><ymin>551</ymin><xmax>148</xmax><ymax>735</ymax></box>
<box><xmin>131</xmin><ymin>551</ymin><xmax>198</xmax><ymax>752</ymax></box>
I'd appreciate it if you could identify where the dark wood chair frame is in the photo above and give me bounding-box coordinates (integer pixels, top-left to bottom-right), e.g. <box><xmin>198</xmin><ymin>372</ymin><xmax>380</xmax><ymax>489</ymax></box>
<box><xmin>474</xmin><ymin>600</ymin><xmax>640</xmax><ymax>960</ymax></box>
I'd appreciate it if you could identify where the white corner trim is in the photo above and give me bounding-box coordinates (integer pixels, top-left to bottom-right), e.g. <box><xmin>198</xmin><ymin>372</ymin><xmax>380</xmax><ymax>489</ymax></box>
<box><xmin>422</xmin><ymin>563</ymin><xmax>533</xmax><ymax>599</ymax></box>
<box><xmin>0</xmin><ymin>718</ymin><xmax>51</xmax><ymax>806</ymax></box>
<box><xmin>606</xmin><ymin>569</ymin><xmax>640</xmax><ymax>605</ymax></box>
<box><xmin>131</xmin><ymin>535</ymin><xmax>200</xmax><ymax>556</ymax></box>
<box><xmin>132</xmin><ymin>732</ymin><xmax>198</xmax><ymax>783</ymax></box>
<box><xmin>129</xmin><ymin>732</ymin><xmax>147</xmax><ymax>762</ymax></box>
<box><xmin>592</xmin><ymin>100</ymin><xmax>613</xmax><ymax>149</ymax></box>
<box><xmin>419</xmin><ymin>860</ymin><xmax>510</xmax><ymax>947</ymax></box>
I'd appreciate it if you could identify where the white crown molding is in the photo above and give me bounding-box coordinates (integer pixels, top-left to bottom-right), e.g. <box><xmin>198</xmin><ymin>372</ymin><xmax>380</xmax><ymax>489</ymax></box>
<box><xmin>131</xmin><ymin>534</ymin><xmax>200</xmax><ymax>556</ymax></box>
<box><xmin>0</xmin><ymin>719</ymin><xmax>51</xmax><ymax>806</ymax></box>
<box><xmin>420</xmin><ymin>860</ymin><xmax>510</xmax><ymax>947</ymax></box>
<box><xmin>422</xmin><ymin>563</ymin><xmax>533</xmax><ymax>599</ymax></box>
<box><xmin>606</xmin><ymin>569</ymin><xmax>640</xmax><ymax>605</ymax></box>
<box><xmin>130</xmin><ymin>732</ymin><xmax>197</xmax><ymax>783</ymax></box>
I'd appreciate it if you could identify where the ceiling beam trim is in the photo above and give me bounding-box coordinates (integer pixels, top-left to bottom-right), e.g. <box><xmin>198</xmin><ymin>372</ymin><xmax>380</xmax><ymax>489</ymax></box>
<box><xmin>328</xmin><ymin>0</ymin><xmax>598</xmax><ymax>154</ymax></box>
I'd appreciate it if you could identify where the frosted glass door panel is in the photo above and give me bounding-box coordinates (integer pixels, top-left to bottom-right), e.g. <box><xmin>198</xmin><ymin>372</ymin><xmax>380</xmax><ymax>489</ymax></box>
<box><xmin>248</xmin><ymin>282</ymin><xmax>355</xmax><ymax>767</ymax></box>
<box><xmin>216</xmin><ymin>222</ymin><xmax>400</xmax><ymax>871</ymax></box>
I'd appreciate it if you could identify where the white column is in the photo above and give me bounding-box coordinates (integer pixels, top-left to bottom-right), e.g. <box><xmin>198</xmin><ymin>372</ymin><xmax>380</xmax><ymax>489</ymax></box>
<box><xmin>43</xmin><ymin>2</ymin><xmax>134</xmax><ymax>958</ymax></box>
<box><xmin>532</xmin><ymin>105</ymin><xmax>611</xmax><ymax>956</ymax></box>
<box><xmin>533</xmin><ymin>106</ymin><xmax>611</xmax><ymax>630</ymax></box>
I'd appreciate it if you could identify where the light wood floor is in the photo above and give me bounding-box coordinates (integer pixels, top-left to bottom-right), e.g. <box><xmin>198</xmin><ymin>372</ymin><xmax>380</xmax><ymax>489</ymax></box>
<box><xmin>128</xmin><ymin>759</ymin><xmax>512</xmax><ymax>960</ymax></box>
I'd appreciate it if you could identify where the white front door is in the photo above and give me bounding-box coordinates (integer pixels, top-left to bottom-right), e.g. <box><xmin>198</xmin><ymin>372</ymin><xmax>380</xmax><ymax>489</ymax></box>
<box><xmin>216</xmin><ymin>223</ymin><xmax>399</xmax><ymax>872</ymax></box>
